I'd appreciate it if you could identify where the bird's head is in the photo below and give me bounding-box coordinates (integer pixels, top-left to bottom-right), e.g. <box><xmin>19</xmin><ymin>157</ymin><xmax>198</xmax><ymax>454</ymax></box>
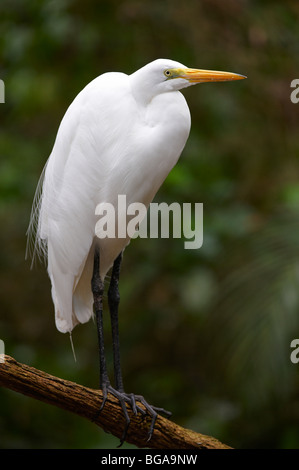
<box><xmin>130</xmin><ymin>58</ymin><xmax>246</xmax><ymax>103</ymax></box>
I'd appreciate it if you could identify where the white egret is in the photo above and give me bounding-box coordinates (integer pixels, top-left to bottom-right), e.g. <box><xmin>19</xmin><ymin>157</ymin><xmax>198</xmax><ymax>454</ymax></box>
<box><xmin>28</xmin><ymin>58</ymin><xmax>246</xmax><ymax>442</ymax></box>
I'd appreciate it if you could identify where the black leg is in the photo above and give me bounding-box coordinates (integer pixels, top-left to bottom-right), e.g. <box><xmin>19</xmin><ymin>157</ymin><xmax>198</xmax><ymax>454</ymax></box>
<box><xmin>91</xmin><ymin>247</ymin><xmax>132</xmax><ymax>442</ymax></box>
<box><xmin>92</xmin><ymin>247</ymin><xmax>172</xmax><ymax>445</ymax></box>
<box><xmin>108</xmin><ymin>251</ymin><xmax>124</xmax><ymax>393</ymax></box>
<box><xmin>91</xmin><ymin>247</ymin><xmax>110</xmax><ymax>392</ymax></box>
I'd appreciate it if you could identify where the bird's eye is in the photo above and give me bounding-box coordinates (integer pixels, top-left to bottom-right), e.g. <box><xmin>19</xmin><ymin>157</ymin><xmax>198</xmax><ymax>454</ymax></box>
<box><xmin>164</xmin><ymin>70</ymin><xmax>172</xmax><ymax>78</ymax></box>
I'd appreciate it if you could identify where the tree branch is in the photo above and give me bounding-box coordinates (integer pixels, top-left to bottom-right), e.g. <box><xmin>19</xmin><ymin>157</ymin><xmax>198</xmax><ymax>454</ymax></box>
<box><xmin>0</xmin><ymin>355</ymin><xmax>231</xmax><ymax>449</ymax></box>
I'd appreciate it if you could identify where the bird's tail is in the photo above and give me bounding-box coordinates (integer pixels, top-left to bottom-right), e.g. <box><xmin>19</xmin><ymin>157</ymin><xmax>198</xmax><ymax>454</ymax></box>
<box><xmin>72</xmin><ymin>244</ymin><xmax>95</xmax><ymax>326</ymax></box>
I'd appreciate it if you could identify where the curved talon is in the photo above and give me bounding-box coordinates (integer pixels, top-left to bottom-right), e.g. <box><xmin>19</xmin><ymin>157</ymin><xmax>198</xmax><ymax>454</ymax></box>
<box><xmin>104</xmin><ymin>386</ymin><xmax>131</xmax><ymax>446</ymax></box>
<box><xmin>135</xmin><ymin>395</ymin><xmax>172</xmax><ymax>419</ymax></box>
<box><xmin>151</xmin><ymin>406</ymin><xmax>172</xmax><ymax>418</ymax></box>
<box><xmin>126</xmin><ymin>392</ymin><xmax>138</xmax><ymax>415</ymax></box>
<box><xmin>147</xmin><ymin>413</ymin><xmax>158</xmax><ymax>442</ymax></box>
<box><xmin>134</xmin><ymin>395</ymin><xmax>160</xmax><ymax>441</ymax></box>
<box><xmin>98</xmin><ymin>386</ymin><xmax>172</xmax><ymax>445</ymax></box>
<box><xmin>99</xmin><ymin>384</ymin><xmax>109</xmax><ymax>412</ymax></box>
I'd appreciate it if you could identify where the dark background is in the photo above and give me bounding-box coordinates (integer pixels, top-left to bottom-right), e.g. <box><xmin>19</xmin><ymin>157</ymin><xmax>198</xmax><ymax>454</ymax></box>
<box><xmin>1</xmin><ymin>0</ymin><xmax>299</xmax><ymax>449</ymax></box>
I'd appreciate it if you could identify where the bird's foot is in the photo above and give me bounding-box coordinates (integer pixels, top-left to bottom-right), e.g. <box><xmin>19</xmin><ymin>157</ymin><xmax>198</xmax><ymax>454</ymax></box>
<box><xmin>100</xmin><ymin>385</ymin><xmax>171</xmax><ymax>445</ymax></box>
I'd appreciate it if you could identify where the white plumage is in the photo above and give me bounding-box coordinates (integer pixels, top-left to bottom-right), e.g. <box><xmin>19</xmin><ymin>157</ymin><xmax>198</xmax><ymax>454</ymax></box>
<box><xmin>28</xmin><ymin>58</ymin><xmax>244</xmax><ymax>334</ymax></box>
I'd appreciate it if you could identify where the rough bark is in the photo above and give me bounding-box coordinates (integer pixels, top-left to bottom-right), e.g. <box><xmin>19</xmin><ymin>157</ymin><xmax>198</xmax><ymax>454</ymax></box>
<box><xmin>0</xmin><ymin>355</ymin><xmax>231</xmax><ymax>449</ymax></box>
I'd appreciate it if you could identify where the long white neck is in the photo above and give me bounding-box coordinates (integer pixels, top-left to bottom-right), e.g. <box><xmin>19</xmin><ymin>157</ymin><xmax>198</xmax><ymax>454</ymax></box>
<box><xmin>129</xmin><ymin>66</ymin><xmax>160</xmax><ymax>106</ymax></box>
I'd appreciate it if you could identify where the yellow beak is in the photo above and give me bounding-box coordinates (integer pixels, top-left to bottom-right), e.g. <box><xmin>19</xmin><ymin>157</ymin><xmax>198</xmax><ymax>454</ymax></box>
<box><xmin>179</xmin><ymin>68</ymin><xmax>246</xmax><ymax>83</ymax></box>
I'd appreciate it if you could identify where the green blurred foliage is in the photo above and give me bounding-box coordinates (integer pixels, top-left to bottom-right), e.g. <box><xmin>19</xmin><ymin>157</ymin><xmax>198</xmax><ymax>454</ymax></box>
<box><xmin>1</xmin><ymin>0</ymin><xmax>299</xmax><ymax>449</ymax></box>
